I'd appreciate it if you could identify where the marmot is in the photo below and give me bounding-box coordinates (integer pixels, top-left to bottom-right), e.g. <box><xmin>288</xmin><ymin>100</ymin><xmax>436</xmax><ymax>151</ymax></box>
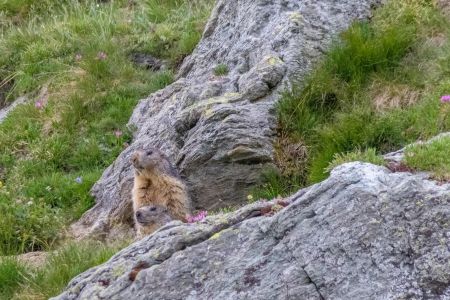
<box><xmin>131</xmin><ymin>147</ymin><xmax>191</xmax><ymax>237</ymax></box>
<box><xmin>135</xmin><ymin>204</ymin><xmax>174</xmax><ymax>236</ymax></box>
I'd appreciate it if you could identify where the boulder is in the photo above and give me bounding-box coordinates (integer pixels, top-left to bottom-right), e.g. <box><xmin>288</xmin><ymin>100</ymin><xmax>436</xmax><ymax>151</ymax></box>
<box><xmin>73</xmin><ymin>0</ymin><xmax>381</xmax><ymax>239</ymax></box>
<box><xmin>53</xmin><ymin>162</ymin><xmax>450</xmax><ymax>299</ymax></box>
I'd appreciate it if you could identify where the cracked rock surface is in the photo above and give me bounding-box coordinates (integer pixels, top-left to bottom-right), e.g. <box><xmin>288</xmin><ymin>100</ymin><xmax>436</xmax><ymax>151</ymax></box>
<box><xmin>53</xmin><ymin>162</ymin><xmax>450</xmax><ymax>300</ymax></box>
<box><xmin>73</xmin><ymin>0</ymin><xmax>381</xmax><ymax>240</ymax></box>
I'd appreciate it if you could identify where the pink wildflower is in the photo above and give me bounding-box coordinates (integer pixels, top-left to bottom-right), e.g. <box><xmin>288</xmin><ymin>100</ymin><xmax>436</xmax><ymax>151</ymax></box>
<box><xmin>35</xmin><ymin>100</ymin><xmax>44</xmax><ymax>109</ymax></box>
<box><xmin>97</xmin><ymin>51</ymin><xmax>107</xmax><ymax>60</ymax></box>
<box><xmin>75</xmin><ymin>53</ymin><xmax>82</xmax><ymax>61</ymax></box>
<box><xmin>114</xmin><ymin>130</ymin><xmax>123</xmax><ymax>138</ymax></box>
<box><xmin>187</xmin><ymin>211</ymin><xmax>208</xmax><ymax>223</ymax></box>
<box><xmin>440</xmin><ymin>95</ymin><xmax>450</xmax><ymax>103</ymax></box>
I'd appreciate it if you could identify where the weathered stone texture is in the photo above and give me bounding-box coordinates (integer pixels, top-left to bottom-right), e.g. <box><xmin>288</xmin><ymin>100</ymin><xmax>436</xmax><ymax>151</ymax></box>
<box><xmin>53</xmin><ymin>162</ymin><xmax>450</xmax><ymax>300</ymax></box>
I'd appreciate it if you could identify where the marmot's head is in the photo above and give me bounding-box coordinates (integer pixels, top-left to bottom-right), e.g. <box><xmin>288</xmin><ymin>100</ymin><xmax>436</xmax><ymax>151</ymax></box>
<box><xmin>131</xmin><ymin>147</ymin><xmax>166</xmax><ymax>173</ymax></box>
<box><xmin>135</xmin><ymin>205</ymin><xmax>173</xmax><ymax>226</ymax></box>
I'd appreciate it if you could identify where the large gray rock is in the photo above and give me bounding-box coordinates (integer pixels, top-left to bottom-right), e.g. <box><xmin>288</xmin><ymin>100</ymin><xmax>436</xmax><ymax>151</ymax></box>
<box><xmin>73</xmin><ymin>0</ymin><xmax>381</xmax><ymax>239</ymax></box>
<box><xmin>53</xmin><ymin>162</ymin><xmax>450</xmax><ymax>300</ymax></box>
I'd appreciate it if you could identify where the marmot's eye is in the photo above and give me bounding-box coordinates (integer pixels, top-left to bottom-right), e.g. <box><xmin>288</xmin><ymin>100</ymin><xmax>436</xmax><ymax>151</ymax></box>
<box><xmin>146</xmin><ymin>150</ymin><xmax>153</xmax><ymax>156</ymax></box>
<box><xmin>149</xmin><ymin>206</ymin><xmax>157</xmax><ymax>212</ymax></box>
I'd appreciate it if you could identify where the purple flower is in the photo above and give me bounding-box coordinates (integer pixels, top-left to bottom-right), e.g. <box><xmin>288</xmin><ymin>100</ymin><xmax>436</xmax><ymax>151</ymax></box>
<box><xmin>35</xmin><ymin>100</ymin><xmax>44</xmax><ymax>109</ymax></box>
<box><xmin>114</xmin><ymin>130</ymin><xmax>123</xmax><ymax>138</ymax></box>
<box><xmin>75</xmin><ymin>177</ymin><xmax>83</xmax><ymax>184</ymax></box>
<box><xmin>97</xmin><ymin>51</ymin><xmax>107</xmax><ymax>60</ymax></box>
<box><xmin>440</xmin><ymin>95</ymin><xmax>450</xmax><ymax>103</ymax></box>
<box><xmin>75</xmin><ymin>53</ymin><xmax>82</xmax><ymax>61</ymax></box>
<box><xmin>187</xmin><ymin>211</ymin><xmax>208</xmax><ymax>223</ymax></box>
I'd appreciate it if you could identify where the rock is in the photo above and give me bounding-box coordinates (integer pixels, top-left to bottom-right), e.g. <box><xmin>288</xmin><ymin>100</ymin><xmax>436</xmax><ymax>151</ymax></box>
<box><xmin>53</xmin><ymin>162</ymin><xmax>450</xmax><ymax>300</ymax></box>
<box><xmin>384</xmin><ymin>132</ymin><xmax>450</xmax><ymax>163</ymax></box>
<box><xmin>130</xmin><ymin>52</ymin><xmax>166</xmax><ymax>71</ymax></box>
<box><xmin>0</xmin><ymin>96</ymin><xmax>27</xmax><ymax>124</ymax></box>
<box><xmin>74</xmin><ymin>0</ymin><xmax>382</xmax><ymax>239</ymax></box>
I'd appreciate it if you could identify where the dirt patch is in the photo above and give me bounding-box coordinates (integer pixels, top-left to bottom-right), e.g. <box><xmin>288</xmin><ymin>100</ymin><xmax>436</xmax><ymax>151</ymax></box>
<box><xmin>17</xmin><ymin>251</ymin><xmax>49</xmax><ymax>269</ymax></box>
<box><xmin>386</xmin><ymin>161</ymin><xmax>415</xmax><ymax>173</ymax></box>
<box><xmin>437</xmin><ymin>0</ymin><xmax>450</xmax><ymax>16</ymax></box>
<box><xmin>426</xmin><ymin>33</ymin><xmax>447</xmax><ymax>48</ymax></box>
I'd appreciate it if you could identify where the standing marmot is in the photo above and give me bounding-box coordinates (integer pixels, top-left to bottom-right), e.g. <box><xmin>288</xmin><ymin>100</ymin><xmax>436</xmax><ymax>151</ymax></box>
<box><xmin>131</xmin><ymin>147</ymin><xmax>191</xmax><ymax>237</ymax></box>
<box><xmin>135</xmin><ymin>204</ymin><xmax>174</xmax><ymax>236</ymax></box>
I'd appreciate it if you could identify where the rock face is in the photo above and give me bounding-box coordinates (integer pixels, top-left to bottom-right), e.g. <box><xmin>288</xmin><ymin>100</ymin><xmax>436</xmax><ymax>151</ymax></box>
<box><xmin>73</xmin><ymin>0</ymin><xmax>381</xmax><ymax>239</ymax></box>
<box><xmin>53</xmin><ymin>162</ymin><xmax>450</xmax><ymax>300</ymax></box>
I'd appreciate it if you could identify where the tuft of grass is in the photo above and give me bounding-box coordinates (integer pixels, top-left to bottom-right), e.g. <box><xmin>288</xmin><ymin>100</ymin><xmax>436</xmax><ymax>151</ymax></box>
<box><xmin>0</xmin><ymin>0</ymin><xmax>213</xmax><ymax>255</ymax></box>
<box><xmin>19</xmin><ymin>241</ymin><xmax>123</xmax><ymax>299</ymax></box>
<box><xmin>326</xmin><ymin>148</ymin><xmax>385</xmax><ymax>173</ymax></box>
<box><xmin>0</xmin><ymin>258</ymin><xmax>28</xmax><ymax>300</ymax></box>
<box><xmin>404</xmin><ymin>136</ymin><xmax>450</xmax><ymax>180</ymax></box>
<box><xmin>0</xmin><ymin>241</ymin><xmax>125</xmax><ymax>300</ymax></box>
<box><xmin>251</xmin><ymin>169</ymin><xmax>302</xmax><ymax>200</ymax></box>
<box><xmin>255</xmin><ymin>0</ymin><xmax>450</xmax><ymax>195</ymax></box>
<box><xmin>213</xmin><ymin>64</ymin><xmax>229</xmax><ymax>76</ymax></box>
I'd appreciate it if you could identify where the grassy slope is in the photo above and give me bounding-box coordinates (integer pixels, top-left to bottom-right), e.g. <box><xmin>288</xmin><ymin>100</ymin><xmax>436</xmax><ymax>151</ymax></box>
<box><xmin>254</xmin><ymin>0</ymin><xmax>450</xmax><ymax>199</ymax></box>
<box><xmin>0</xmin><ymin>241</ymin><xmax>125</xmax><ymax>300</ymax></box>
<box><xmin>0</xmin><ymin>0</ymin><xmax>213</xmax><ymax>256</ymax></box>
<box><xmin>0</xmin><ymin>0</ymin><xmax>213</xmax><ymax>298</ymax></box>
<box><xmin>2</xmin><ymin>0</ymin><xmax>450</xmax><ymax>298</ymax></box>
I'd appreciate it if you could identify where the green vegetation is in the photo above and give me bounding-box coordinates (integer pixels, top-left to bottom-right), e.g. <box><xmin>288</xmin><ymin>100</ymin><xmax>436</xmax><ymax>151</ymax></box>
<box><xmin>0</xmin><ymin>0</ymin><xmax>213</xmax><ymax>255</ymax></box>
<box><xmin>255</xmin><ymin>0</ymin><xmax>450</xmax><ymax>198</ymax></box>
<box><xmin>0</xmin><ymin>258</ymin><xmax>28</xmax><ymax>300</ymax></box>
<box><xmin>213</xmin><ymin>64</ymin><xmax>229</xmax><ymax>76</ymax></box>
<box><xmin>325</xmin><ymin>148</ymin><xmax>385</xmax><ymax>173</ymax></box>
<box><xmin>404</xmin><ymin>136</ymin><xmax>450</xmax><ymax>180</ymax></box>
<box><xmin>0</xmin><ymin>241</ymin><xmax>124</xmax><ymax>300</ymax></box>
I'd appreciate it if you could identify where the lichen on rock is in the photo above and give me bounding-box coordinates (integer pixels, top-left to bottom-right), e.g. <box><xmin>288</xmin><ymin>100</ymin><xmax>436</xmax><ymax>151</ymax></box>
<box><xmin>73</xmin><ymin>0</ymin><xmax>382</xmax><ymax>240</ymax></box>
<box><xmin>53</xmin><ymin>161</ymin><xmax>450</xmax><ymax>299</ymax></box>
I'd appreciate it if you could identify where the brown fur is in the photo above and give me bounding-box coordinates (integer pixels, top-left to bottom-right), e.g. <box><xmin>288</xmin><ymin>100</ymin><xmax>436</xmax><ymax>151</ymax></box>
<box><xmin>131</xmin><ymin>148</ymin><xmax>191</xmax><ymax>237</ymax></box>
<box><xmin>134</xmin><ymin>205</ymin><xmax>173</xmax><ymax>236</ymax></box>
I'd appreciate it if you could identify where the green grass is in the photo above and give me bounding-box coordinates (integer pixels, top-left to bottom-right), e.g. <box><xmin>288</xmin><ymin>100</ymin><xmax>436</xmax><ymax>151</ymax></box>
<box><xmin>325</xmin><ymin>148</ymin><xmax>385</xmax><ymax>173</ymax></box>
<box><xmin>404</xmin><ymin>136</ymin><xmax>450</xmax><ymax>180</ymax></box>
<box><xmin>0</xmin><ymin>258</ymin><xmax>28</xmax><ymax>300</ymax></box>
<box><xmin>0</xmin><ymin>241</ymin><xmax>124</xmax><ymax>300</ymax></box>
<box><xmin>256</xmin><ymin>0</ymin><xmax>450</xmax><ymax>196</ymax></box>
<box><xmin>213</xmin><ymin>64</ymin><xmax>229</xmax><ymax>76</ymax></box>
<box><xmin>0</xmin><ymin>0</ymin><xmax>213</xmax><ymax>255</ymax></box>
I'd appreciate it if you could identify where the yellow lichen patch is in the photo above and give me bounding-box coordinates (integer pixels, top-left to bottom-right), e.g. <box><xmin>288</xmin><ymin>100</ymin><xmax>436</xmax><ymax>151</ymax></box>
<box><xmin>287</xmin><ymin>11</ymin><xmax>303</xmax><ymax>24</ymax></box>
<box><xmin>196</xmin><ymin>92</ymin><xmax>243</xmax><ymax>109</ymax></box>
<box><xmin>112</xmin><ymin>265</ymin><xmax>126</xmax><ymax>277</ymax></box>
<box><xmin>210</xmin><ymin>232</ymin><xmax>222</xmax><ymax>240</ymax></box>
<box><xmin>263</xmin><ymin>55</ymin><xmax>283</xmax><ymax>66</ymax></box>
<box><xmin>191</xmin><ymin>92</ymin><xmax>243</xmax><ymax>117</ymax></box>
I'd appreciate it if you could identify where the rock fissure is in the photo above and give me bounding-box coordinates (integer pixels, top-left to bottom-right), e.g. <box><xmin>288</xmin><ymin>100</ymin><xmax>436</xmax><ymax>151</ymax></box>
<box><xmin>302</xmin><ymin>265</ymin><xmax>326</xmax><ymax>300</ymax></box>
